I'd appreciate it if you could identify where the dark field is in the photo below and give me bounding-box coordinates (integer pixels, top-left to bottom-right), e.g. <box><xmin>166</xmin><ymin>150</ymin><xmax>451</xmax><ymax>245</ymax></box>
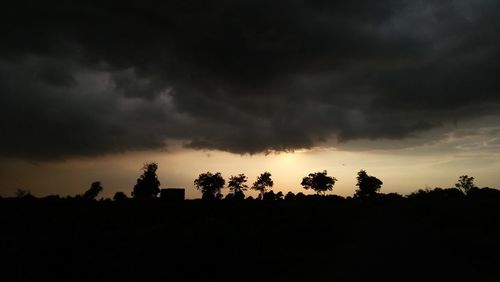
<box><xmin>2</xmin><ymin>196</ymin><xmax>500</xmax><ymax>282</ymax></box>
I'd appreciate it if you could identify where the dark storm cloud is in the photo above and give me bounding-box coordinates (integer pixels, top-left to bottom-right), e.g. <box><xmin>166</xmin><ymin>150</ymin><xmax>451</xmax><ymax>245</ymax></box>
<box><xmin>1</xmin><ymin>0</ymin><xmax>500</xmax><ymax>159</ymax></box>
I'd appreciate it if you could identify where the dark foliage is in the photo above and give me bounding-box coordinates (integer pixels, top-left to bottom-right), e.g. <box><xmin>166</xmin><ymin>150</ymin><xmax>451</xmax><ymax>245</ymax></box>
<box><xmin>132</xmin><ymin>163</ymin><xmax>161</xmax><ymax>199</ymax></box>
<box><xmin>295</xmin><ymin>192</ymin><xmax>307</xmax><ymax>201</ymax></box>
<box><xmin>227</xmin><ymin>174</ymin><xmax>248</xmax><ymax>200</ymax></box>
<box><xmin>355</xmin><ymin>170</ymin><xmax>383</xmax><ymax>199</ymax></box>
<box><xmin>301</xmin><ymin>170</ymin><xmax>337</xmax><ymax>195</ymax></box>
<box><xmin>408</xmin><ymin>188</ymin><xmax>464</xmax><ymax>201</ymax></box>
<box><xmin>455</xmin><ymin>175</ymin><xmax>477</xmax><ymax>195</ymax></box>
<box><xmin>194</xmin><ymin>172</ymin><xmax>225</xmax><ymax>200</ymax></box>
<box><xmin>82</xmin><ymin>181</ymin><xmax>103</xmax><ymax>200</ymax></box>
<box><xmin>113</xmin><ymin>192</ymin><xmax>128</xmax><ymax>202</ymax></box>
<box><xmin>252</xmin><ymin>172</ymin><xmax>273</xmax><ymax>199</ymax></box>
<box><xmin>261</xmin><ymin>190</ymin><xmax>278</xmax><ymax>201</ymax></box>
<box><xmin>285</xmin><ymin>191</ymin><xmax>296</xmax><ymax>201</ymax></box>
<box><xmin>467</xmin><ymin>187</ymin><xmax>500</xmax><ymax>200</ymax></box>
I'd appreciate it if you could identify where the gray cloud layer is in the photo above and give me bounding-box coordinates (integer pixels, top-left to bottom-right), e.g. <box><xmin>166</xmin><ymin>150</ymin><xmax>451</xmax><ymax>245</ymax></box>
<box><xmin>1</xmin><ymin>0</ymin><xmax>500</xmax><ymax>160</ymax></box>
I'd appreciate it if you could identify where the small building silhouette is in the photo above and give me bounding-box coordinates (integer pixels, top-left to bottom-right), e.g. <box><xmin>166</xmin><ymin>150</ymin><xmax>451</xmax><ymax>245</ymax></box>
<box><xmin>160</xmin><ymin>188</ymin><xmax>185</xmax><ymax>201</ymax></box>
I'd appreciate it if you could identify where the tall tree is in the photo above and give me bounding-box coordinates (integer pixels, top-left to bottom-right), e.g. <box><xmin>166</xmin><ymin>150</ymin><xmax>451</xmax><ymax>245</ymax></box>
<box><xmin>455</xmin><ymin>175</ymin><xmax>477</xmax><ymax>194</ymax></box>
<box><xmin>301</xmin><ymin>170</ymin><xmax>337</xmax><ymax>195</ymax></box>
<box><xmin>132</xmin><ymin>163</ymin><xmax>161</xmax><ymax>199</ymax></box>
<box><xmin>252</xmin><ymin>172</ymin><xmax>273</xmax><ymax>199</ymax></box>
<box><xmin>83</xmin><ymin>181</ymin><xmax>103</xmax><ymax>200</ymax></box>
<box><xmin>227</xmin><ymin>174</ymin><xmax>248</xmax><ymax>200</ymax></box>
<box><xmin>355</xmin><ymin>170</ymin><xmax>383</xmax><ymax>199</ymax></box>
<box><xmin>194</xmin><ymin>172</ymin><xmax>226</xmax><ymax>200</ymax></box>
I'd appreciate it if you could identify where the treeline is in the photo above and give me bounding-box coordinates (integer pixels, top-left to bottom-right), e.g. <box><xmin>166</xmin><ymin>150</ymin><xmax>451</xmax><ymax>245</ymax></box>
<box><xmin>7</xmin><ymin>162</ymin><xmax>500</xmax><ymax>203</ymax></box>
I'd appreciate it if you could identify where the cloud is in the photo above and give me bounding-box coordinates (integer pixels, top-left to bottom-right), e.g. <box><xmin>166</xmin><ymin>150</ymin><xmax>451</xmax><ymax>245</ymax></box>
<box><xmin>1</xmin><ymin>0</ymin><xmax>500</xmax><ymax>160</ymax></box>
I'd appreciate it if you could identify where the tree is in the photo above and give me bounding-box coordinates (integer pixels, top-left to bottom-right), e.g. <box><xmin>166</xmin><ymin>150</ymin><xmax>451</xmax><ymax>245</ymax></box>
<box><xmin>132</xmin><ymin>162</ymin><xmax>161</xmax><ymax>199</ymax></box>
<box><xmin>285</xmin><ymin>191</ymin><xmax>296</xmax><ymax>201</ymax></box>
<box><xmin>113</xmin><ymin>191</ymin><xmax>128</xmax><ymax>201</ymax></box>
<box><xmin>194</xmin><ymin>172</ymin><xmax>225</xmax><ymax>200</ymax></box>
<box><xmin>227</xmin><ymin>174</ymin><xmax>248</xmax><ymax>200</ymax></box>
<box><xmin>355</xmin><ymin>170</ymin><xmax>383</xmax><ymax>199</ymax></box>
<box><xmin>15</xmin><ymin>189</ymin><xmax>29</xmax><ymax>198</ymax></box>
<box><xmin>301</xmin><ymin>170</ymin><xmax>337</xmax><ymax>195</ymax></box>
<box><xmin>263</xmin><ymin>190</ymin><xmax>276</xmax><ymax>201</ymax></box>
<box><xmin>252</xmin><ymin>172</ymin><xmax>273</xmax><ymax>199</ymax></box>
<box><xmin>295</xmin><ymin>192</ymin><xmax>306</xmax><ymax>201</ymax></box>
<box><xmin>455</xmin><ymin>175</ymin><xmax>477</xmax><ymax>194</ymax></box>
<box><xmin>83</xmin><ymin>181</ymin><xmax>103</xmax><ymax>200</ymax></box>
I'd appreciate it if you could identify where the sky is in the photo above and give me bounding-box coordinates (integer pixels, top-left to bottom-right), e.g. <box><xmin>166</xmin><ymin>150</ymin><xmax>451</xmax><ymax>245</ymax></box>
<box><xmin>1</xmin><ymin>0</ymin><xmax>500</xmax><ymax>198</ymax></box>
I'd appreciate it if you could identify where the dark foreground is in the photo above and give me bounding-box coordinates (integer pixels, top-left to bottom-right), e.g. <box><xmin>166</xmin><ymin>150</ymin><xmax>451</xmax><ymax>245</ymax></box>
<box><xmin>1</xmin><ymin>197</ymin><xmax>500</xmax><ymax>282</ymax></box>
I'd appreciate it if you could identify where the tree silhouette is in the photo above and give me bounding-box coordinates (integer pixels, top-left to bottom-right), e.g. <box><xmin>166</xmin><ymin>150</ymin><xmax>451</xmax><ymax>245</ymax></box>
<box><xmin>194</xmin><ymin>172</ymin><xmax>225</xmax><ymax>200</ymax></box>
<box><xmin>285</xmin><ymin>191</ymin><xmax>296</xmax><ymax>201</ymax></box>
<box><xmin>295</xmin><ymin>192</ymin><xmax>306</xmax><ymax>201</ymax></box>
<box><xmin>355</xmin><ymin>170</ymin><xmax>383</xmax><ymax>199</ymax></box>
<box><xmin>228</xmin><ymin>174</ymin><xmax>248</xmax><ymax>200</ymax></box>
<box><xmin>301</xmin><ymin>170</ymin><xmax>337</xmax><ymax>195</ymax></box>
<box><xmin>83</xmin><ymin>181</ymin><xmax>103</xmax><ymax>200</ymax></box>
<box><xmin>113</xmin><ymin>191</ymin><xmax>128</xmax><ymax>201</ymax></box>
<box><xmin>252</xmin><ymin>172</ymin><xmax>273</xmax><ymax>199</ymax></box>
<box><xmin>408</xmin><ymin>187</ymin><xmax>463</xmax><ymax>201</ymax></box>
<box><xmin>15</xmin><ymin>189</ymin><xmax>30</xmax><ymax>198</ymax></box>
<box><xmin>132</xmin><ymin>163</ymin><xmax>161</xmax><ymax>199</ymax></box>
<box><xmin>455</xmin><ymin>175</ymin><xmax>477</xmax><ymax>194</ymax></box>
<box><xmin>263</xmin><ymin>190</ymin><xmax>276</xmax><ymax>201</ymax></box>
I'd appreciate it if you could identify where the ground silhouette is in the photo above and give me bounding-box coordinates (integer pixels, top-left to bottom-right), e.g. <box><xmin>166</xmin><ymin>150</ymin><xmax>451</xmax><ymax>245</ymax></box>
<box><xmin>2</xmin><ymin>187</ymin><xmax>500</xmax><ymax>281</ymax></box>
<box><xmin>3</xmin><ymin>168</ymin><xmax>500</xmax><ymax>281</ymax></box>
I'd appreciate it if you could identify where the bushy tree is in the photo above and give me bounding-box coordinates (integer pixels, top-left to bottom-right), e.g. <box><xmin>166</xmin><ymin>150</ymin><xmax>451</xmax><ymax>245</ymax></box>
<box><xmin>83</xmin><ymin>181</ymin><xmax>103</xmax><ymax>200</ymax></box>
<box><xmin>301</xmin><ymin>170</ymin><xmax>337</xmax><ymax>195</ymax></box>
<box><xmin>455</xmin><ymin>175</ymin><xmax>477</xmax><ymax>194</ymax></box>
<box><xmin>285</xmin><ymin>191</ymin><xmax>296</xmax><ymax>201</ymax></box>
<box><xmin>194</xmin><ymin>172</ymin><xmax>225</xmax><ymax>200</ymax></box>
<box><xmin>252</xmin><ymin>172</ymin><xmax>273</xmax><ymax>199</ymax></box>
<box><xmin>113</xmin><ymin>191</ymin><xmax>128</xmax><ymax>201</ymax></box>
<box><xmin>263</xmin><ymin>190</ymin><xmax>276</xmax><ymax>201</ymax></box>
<box><xmin>132</xmin><ymin>163</ymin><xmax>161</xmax><ymax>199</ymax></box>
<box><xmin>295</xmin><ymin>192</ymin><xmax>306</xmax><ymax>201</ymax></box>
<box><xmin>355</xmin><ymin>170</ymin><xmax>383</xmax><ymax>199</ymax></box>
<box><xmin>227</xmin><ymin>174</ymin><xmax>248</xmax><ymax>200</ymax></box>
